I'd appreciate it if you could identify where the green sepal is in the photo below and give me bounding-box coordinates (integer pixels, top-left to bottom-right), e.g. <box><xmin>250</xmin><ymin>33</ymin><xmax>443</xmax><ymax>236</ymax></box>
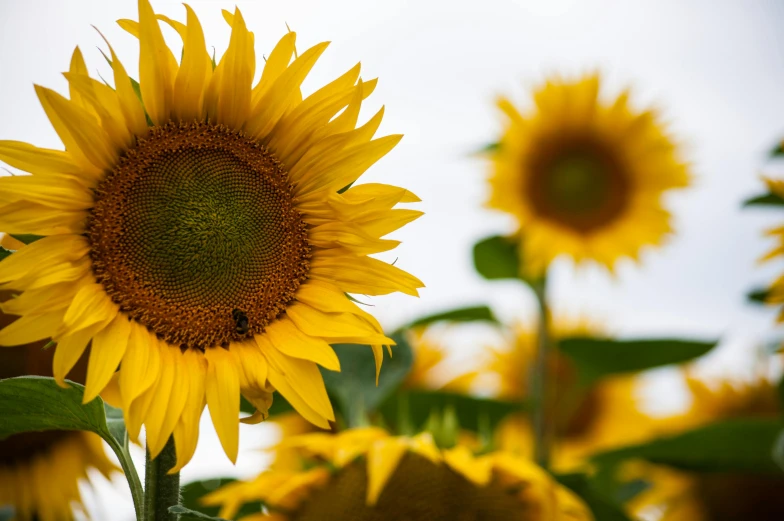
<box><xmin>743</xmin><ymin>192</ymin><xmax>784</xmax><ymax>207</ymax></box>
<box><xmin>8</xmin><ymin>234</ymin><xmax>43</xmax><ymax>245</ymax></box>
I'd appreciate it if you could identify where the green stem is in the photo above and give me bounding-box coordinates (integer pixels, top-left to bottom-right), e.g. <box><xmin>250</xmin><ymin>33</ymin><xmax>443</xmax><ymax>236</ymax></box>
<box><xmin>143</xmin><ymin>437</ymin><xmax>181</xmax><ymax>521</ymax></box>
<box><xmin>531</xmin><ymin>277</ymin><xmax>552</xmax><ymax>470</ymax></box>
<box><xmin>104</xmin><ymin>431</ymin><xmax>144</xmax><ymax>520</ymax></box>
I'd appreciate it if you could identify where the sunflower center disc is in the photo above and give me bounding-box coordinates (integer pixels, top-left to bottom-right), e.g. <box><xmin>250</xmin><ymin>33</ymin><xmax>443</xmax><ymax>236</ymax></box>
<box><xmin>527</xmin><ymin>135</ymin><xmax>630</xmax><ymax>233</ymax></box>
<box><xmin>88</xmin><ymin>122</ymin><xmax>310</xmax><ymax>350</ymax></box>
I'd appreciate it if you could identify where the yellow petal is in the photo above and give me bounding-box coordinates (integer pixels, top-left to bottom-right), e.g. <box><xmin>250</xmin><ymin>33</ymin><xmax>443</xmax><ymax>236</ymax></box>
<box><xmin>53</xmin><ymin>323</ymin><xmax>103</xmax><ymax>387</ymax></box>
<box><xmin>83</xmin><ymin>315</ymin><xmax>131</xmax><ymax>403</ymax></box>
<box><xmin>252</xmin><ymin>31</ymin><xmax>296</xmax><ymax>105</ymax></box>
<box><xmin>96</xmin><ymin>30</ymin><xmax>149</xmax><ymax>138</ymax></box>
<box><xmin>244</xmin><ymin>42</ymin><xmax>330</xmax><ymax>140</ymax></box>
<box><xmin>171</xmin><ymin>4</ymin><xmax>211</xmax><ymax>121</ymax></box>
<box><xmin>366</xmin><ymin>438</ymin><xmax>408</xmax><ymax>505</ymax></box>
<box><xmin>0</xmin><ymin>201</ymin><xmax>87</xmax><ymax>236</ymax></box>
<box><xmin>63</xmin><ymin>72</ymin><xmax>132</xmax><ymax>150</ymax></box>
<box><xmin>170</xmin><ymin>349</ymin><xmax>207</xmax><ymax>473</ymax></box>
<box><xmin>286</xmin><ymin>302</ymin><xmax>392</xmax><ymax>345</ymax></box>
<box><xmin>0</xmin><ymin>175</ymin><xmax>93</xmax><ymax>210</ymax></box>
<box><xmin>60</xmin><ymin>283</ymin><xmax>118</xmax><ymax>336</ymax></box>
<box><xmin>259</xmin><ymin>335</ymin><xmax>334</xmax><ymax>427</ymax></box>
<box><xmin>308</xmin><ymin>221</ymin><xmax>400</xmax><ymax>254</ymax></box>
<box><xmin>310</xmin><ymin>253</ymin><xmax>423</xmax><ymax>297</ymax></box>
<box><xmin>0</xmin><ymin>235</ymin><xmax>88</xmax><ymax>285</ymax></box>
<box><xmin>295</xmin><ymin>134</ymin><xmax>402</xmax><ymax>198</ymax></box>
<box><xmin>137</xmin><ymin>0</ymin><xmax>176</xmax><ymax>124</ymax></box>
<box><xmin>443</xmin><ymin>445</ymin><xmax>492</xmax><ymax>486</ymax></box>
<box><xmin>0</xmin><ymin>309</ymin><xmax>65</xmax><ymax>346</ymax></box>
<box><xmin>143</xmin><ymin>348</ymin><xmax>177</xmax><ymax>458</ymax></box>
<box><xmin>0</xmin><ymin>141</ymin><xmax>82</xmax><ymax>177</ymax></box>
<box><xmin>157</xmin><ymin>348</ymin><xmax>190</xmax><ymax>456</ymax></box>
<box><xmin>34</xmin><ymin>85</ymin><xmax>117</xmax><ymax>176</ymax></box>
<box><xmin>265</xmin><ymin>317</ymin><xmax>340</xmax><ymax>371</ymax></box>
<box><xmin>119</xmin><ymin>322</ymin><xmax>161</xmax><ymax>411</ymax></box>
<box><xmin>204</xmin><ymin>347</ymin><xmax>241</xmax><ymax>463</ymax></box>
<box><xmin>214</xmin><ymin>8</ymin><xmax>254</xmax><ymax>128</ymax></box>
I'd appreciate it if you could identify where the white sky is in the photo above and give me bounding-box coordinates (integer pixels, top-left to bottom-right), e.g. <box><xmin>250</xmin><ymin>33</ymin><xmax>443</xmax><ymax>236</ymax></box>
<box><xmin>2</xmin><ymin>0</ymin><xmax>784</xmax><ymax>518</ymax></box>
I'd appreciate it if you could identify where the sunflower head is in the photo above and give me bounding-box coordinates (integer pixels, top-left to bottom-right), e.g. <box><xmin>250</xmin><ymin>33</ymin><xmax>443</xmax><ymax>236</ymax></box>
<box><xmin>203</xmin><ymin>428</ymin><xmax>594</xmax><ymax>521</ymax></box>
<box><xmin>487</xmin><ymin>74</ymin><xmax>689</xmax><ymax>275</ymax></box>
<box><xmin>0</xmin><ymin>306</ymin><xmax>116</xmax><ymax>521</ymax></box>
<box><xmin>0</xmin><ymin>0</ymin><xmax>422</xmax><ymax>470</ymax></box>
<box><xmin>627</xmin><ymin>373</ymin><xmax>784</xmax><ymax>521</ymax></box>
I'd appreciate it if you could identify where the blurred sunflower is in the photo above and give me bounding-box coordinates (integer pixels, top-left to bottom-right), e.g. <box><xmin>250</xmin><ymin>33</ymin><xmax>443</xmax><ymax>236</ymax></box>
<box><xmin>202</xmin><ymin>427</ymin><xmax>594</xmax><ymax>521</ymax></box>
<box><xmin>758</xmin><ymin>177</ymin><xmax>784</xmax><ymax>321</ymax></box>
<box><xmin>0</xmin><ymin>308</ymin><xmax>116</xmax><ymax>521</ymax></box>
<box><xmin>476</xmin><ymin>321</ymin><xmax>657</xmax><ymax>470</ymax></box>
<box><xmin>0</xmin><ymin>0</ymin><xmax>422</xmax><ymax>471</ymax></box>
<box><xmin>487</xmin><ymin>74</ymin><xmax>689</xmax><ymax>275</ymax></box>
<box><xmin>403</xmin><ymin>327</ymin><xmax>478</xmax><ymax>392</ymax></box>
<box><xmin>627</xmin><ymin>373</ymin><xmax>784</xmax><ymax>521</ymax></box>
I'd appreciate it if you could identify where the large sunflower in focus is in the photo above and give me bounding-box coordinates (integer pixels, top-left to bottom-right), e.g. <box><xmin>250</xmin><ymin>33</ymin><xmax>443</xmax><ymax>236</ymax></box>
<box><xmin>627</xmin><ymin>373</ymin><xmax>784</xmax><ymax>521</ymax></box>
<box><xmin>202</xmin><ymin>428</ymin><xmax>593</xmax><ymax>521</ymax></box>
<box><xmin>0</xmin><ymin>308</ymin><xmax>116</xmax><ymax>521</ymax></box>
<box><xmin>0</xmin><ymin>0</ymin><xmax>422</xmax><ymax>471</ymax></box>
<box><xmin>488</xmin><ymin>75</ymin><xmax>689</xmax><ymax>275</ymax></box>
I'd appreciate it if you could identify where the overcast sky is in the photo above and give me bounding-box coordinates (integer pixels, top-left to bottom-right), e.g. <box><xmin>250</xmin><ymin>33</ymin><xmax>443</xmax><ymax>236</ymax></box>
<box><xmin>2</xmin><ymin>1</ymin><xmax>784</xmax><ymax>518</ymax></box>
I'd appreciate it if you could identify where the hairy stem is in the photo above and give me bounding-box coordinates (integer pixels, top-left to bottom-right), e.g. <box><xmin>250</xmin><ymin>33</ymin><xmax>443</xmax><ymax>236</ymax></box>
<box><xmin>143</xmin><ymin>437</ymin><xmax>180</xmax><ymax>521</ymax></box>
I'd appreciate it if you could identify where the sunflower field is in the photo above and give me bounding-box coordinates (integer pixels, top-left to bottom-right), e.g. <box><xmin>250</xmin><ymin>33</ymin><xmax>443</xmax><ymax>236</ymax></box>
<box><xmin>0</xmin><ymin>1</ymin><xmax>782</xmax><ymax>520</ymax></box>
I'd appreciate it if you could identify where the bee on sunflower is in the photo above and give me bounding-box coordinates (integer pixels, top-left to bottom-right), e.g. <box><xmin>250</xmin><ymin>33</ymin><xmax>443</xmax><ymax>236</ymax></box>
<box><xmin>0</xmin><ymin>0</ymin><xmax>422</xmax><ymax>472</ymax></box>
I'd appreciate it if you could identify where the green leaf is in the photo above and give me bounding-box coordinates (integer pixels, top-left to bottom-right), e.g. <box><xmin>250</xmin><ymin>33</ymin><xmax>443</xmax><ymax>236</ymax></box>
<box><xmin>556</xmin><ymin>473</ymin><xmax>634</xmax><ymax>521</ymax></box>
<box><xmin>8</xmin><ymin>234</ymin><xmax>43</xmax><ymax>245</ymax></box>
<box><xmin>380</xmin><ymin>390</ymin><xmax>521</xmax><ymax>434</ymax></box>
<box><xmin>181</xmin><ymin>478</ymin><xmax>266</xmax><ymax>520</ymax></box>
<box><xmin>594</xmin><ymin>418</ymin><xmax>784</xmax><ymax>474</ymax></box>
<box><xmin>743</xmin><ymin>192</ymin><xmax>784</xmax><ymax>207</ymax></box>
<box><xmin>169</xmin><ymin>505</ymin><xmax>228</xmax><ymax>520</ymax></box>
<box><xmin>771</xmin><ymin>141</ymin><xmax>784</xmax><ymax>157</ymax></box>
<box><xmin>398</xmin><ymin>305</ymin><xmax>499</xmax><ymax>332</ymax></box>
<box><xmin>748</xmin><ymin>287</ymin><xmax>771</xmax><ymax>304</ymax></box>
<box><xmin>0</xmin><ymin>376</ymin><xmax>111</xmax><ymax>437</ymax></box>
<box><xmin>472</xmin><ymin>235</ymin><xmax>521</xmax><ymax>280</ymax></box>
<box><xmin>475</xmin><ymin>142</ymin><xmax>500</xmax><ymax>154</ymax></box>
<box><xmin>321</xmin><ymin>333</ymin><xmax>413</xmax><ymax>427</ymax></box>
<box><xmin>0</xmin><ymin>376</ymin><xmax>143</xmax><ymax>518</ymax></box>
<box><xmin>558</xmin><ymin>337</ymin><xmax>718</xmax><ymax>386</ymax></box>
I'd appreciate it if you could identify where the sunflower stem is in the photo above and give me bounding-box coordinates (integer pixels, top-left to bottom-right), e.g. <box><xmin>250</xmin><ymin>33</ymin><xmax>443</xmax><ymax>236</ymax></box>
<box><xmin>531</xmin><ymin>277</ymin><xmax>553</xmax><ymax>470</ymax></box>
<box><xmin>143</xmin><ymin>437</ymin><xmax>180</xmax><ymax>521</ymax></box>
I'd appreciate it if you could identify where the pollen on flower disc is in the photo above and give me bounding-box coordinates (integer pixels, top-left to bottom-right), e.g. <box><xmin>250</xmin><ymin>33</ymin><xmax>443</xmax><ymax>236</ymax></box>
<box><xmin>88</xmin><ymin>122</ymin><xmax>311</xmax><ymax>350</ymax></box>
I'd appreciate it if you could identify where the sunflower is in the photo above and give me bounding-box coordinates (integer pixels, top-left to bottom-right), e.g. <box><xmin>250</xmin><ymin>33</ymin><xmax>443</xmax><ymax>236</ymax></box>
<box><xmin>0</xmin><ymin>0</ymin><xmax>422</xmax><ymax>471</ymax></box>
<box><xmin>487</xmin><ymin>74</ymin><xmax>689</xmax><ymax>275</ymax></box>
<box><xmin>402</xmin><ymin>326</ymin><xmax>477</xmax><ymax>392</ymax></box>
<box><xmin>476</xmin><ymin>321</ymin><xmax>657</xmax><ymax>470</ymax></box>
<box><xmin>758</xmin><ymin>177</ymin><xmax>784</xmax><ymax>321</ymax></box>
<box><xmin>0</xmin><ymin>308</ymin><xmax>116</xmax><ymax>521</ymax></box>
<box><xmin>627</xmin><ymin>373</ymin><xmax>784</xmax><ymax>521</ymax></box>
<box><xmin>202</xmin><ymin>427</ymin><xmax>594</xmax><ymax>521</ymax></box>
